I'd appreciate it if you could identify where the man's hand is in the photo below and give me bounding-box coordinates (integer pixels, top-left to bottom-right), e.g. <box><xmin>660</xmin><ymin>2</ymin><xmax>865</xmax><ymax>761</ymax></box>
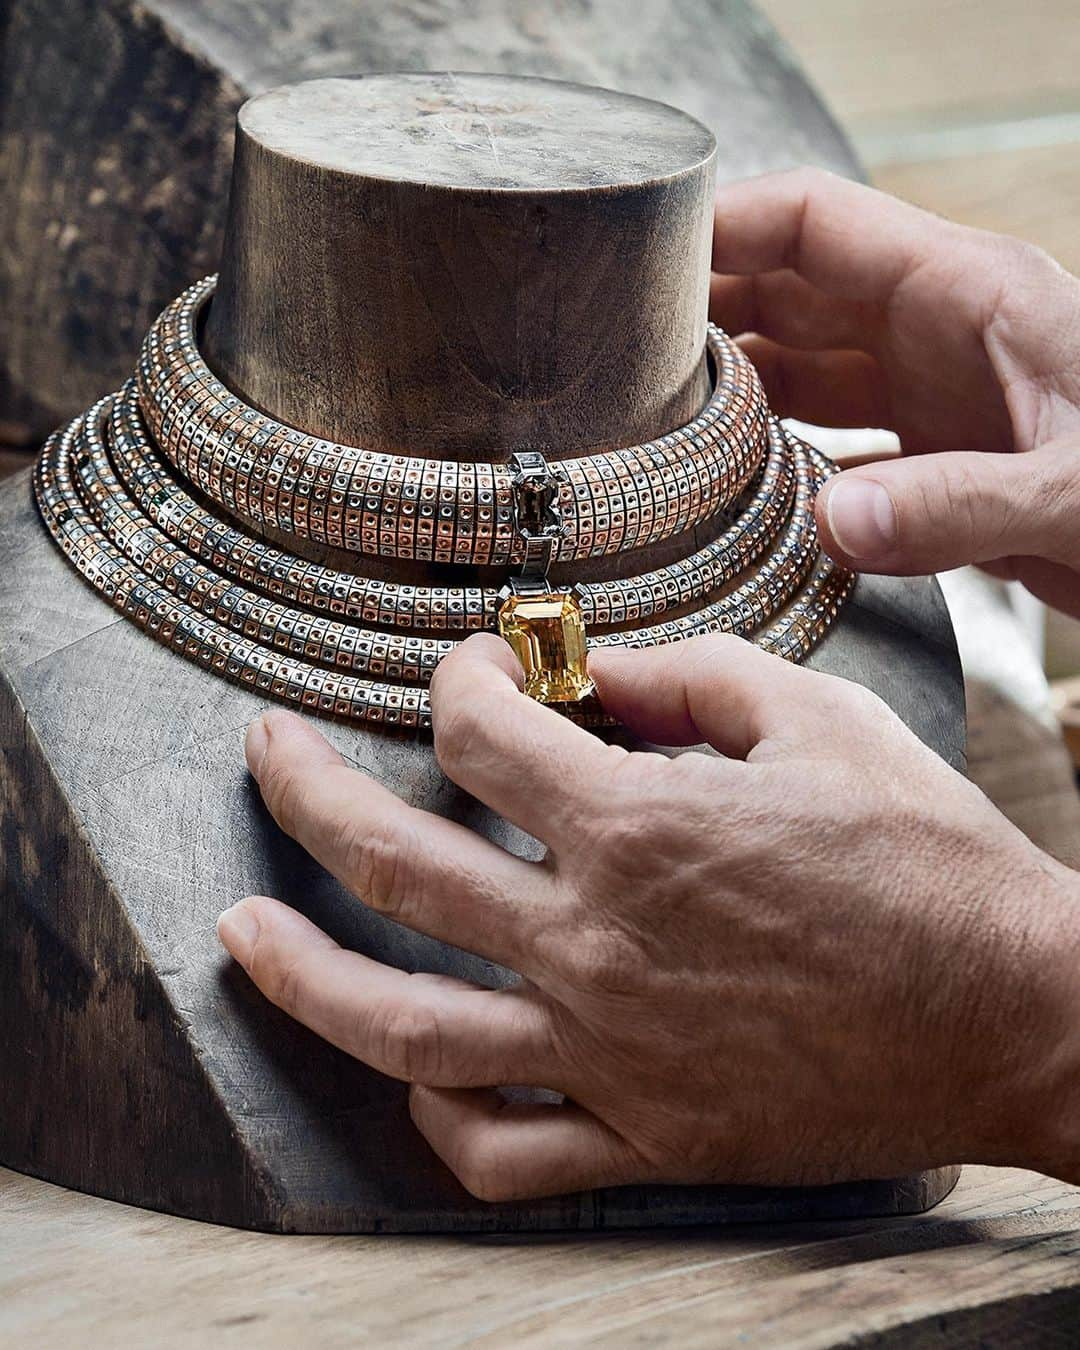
<box><xmin>219</xmin><ymin>634</ymin><xmax>1080</xmax><ymax>1201</ymax></box>
<box><xmin>711</xmin><ymin>168</ymin><xmax>1080</xmax><ymax>617</ymax></box>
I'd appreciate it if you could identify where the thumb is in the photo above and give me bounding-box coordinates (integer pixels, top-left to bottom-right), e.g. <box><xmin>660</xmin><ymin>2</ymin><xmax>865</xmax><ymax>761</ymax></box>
<box><xmin>815</xmin><ymin>442</ymin><xmax>1080</xmax><ymax>574</ymax></box>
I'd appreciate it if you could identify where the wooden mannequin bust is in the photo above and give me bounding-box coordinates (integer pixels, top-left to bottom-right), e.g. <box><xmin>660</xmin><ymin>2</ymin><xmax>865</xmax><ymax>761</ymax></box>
<box><xmin>0</xmin><ymin>73</ymin><xmax>963</xmax><ymax>1232</ymax></box>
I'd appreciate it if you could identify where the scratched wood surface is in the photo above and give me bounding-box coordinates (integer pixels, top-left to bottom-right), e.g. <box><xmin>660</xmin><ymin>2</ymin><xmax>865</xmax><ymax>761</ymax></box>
<box><xmin>203</xmin><ymin>74</ymin><xmax>717</xmax><ymax>466</ymax></box>
<box><xmin>0</xmin><ymin>0</ymin><xmax>856</xmax><ymax>446</ymax></box>
<box><xmin>877</xmin><ymin>144</ymin><xmax>1080</xmax><ymax>281</ymax></box>
<box><xmin>2</xmin><ymin>1163</ymin><xmax>1079</xmax><ymax>1346</ymax></box>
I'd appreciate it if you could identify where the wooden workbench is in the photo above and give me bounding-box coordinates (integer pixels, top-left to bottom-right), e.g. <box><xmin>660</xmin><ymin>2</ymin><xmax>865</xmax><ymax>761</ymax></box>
<box><xmin>3</xmin><ymin>1164</ymin><xmax>1080</xmax><ymax>1345</ymax></box>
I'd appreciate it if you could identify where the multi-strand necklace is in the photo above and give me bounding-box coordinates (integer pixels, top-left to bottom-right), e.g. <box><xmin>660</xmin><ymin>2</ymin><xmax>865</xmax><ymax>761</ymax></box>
<box><xmin>35</xmin><ymin>276</ymin><xmax>853</xmax><ymax>731</ymax></box>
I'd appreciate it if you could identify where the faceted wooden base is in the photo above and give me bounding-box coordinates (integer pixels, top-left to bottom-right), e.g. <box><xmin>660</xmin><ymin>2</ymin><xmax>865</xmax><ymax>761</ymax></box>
<box><xmin>0</xmin><ymin>470</ymin><xmax>964</xmax><ymax>1232</ymax></box>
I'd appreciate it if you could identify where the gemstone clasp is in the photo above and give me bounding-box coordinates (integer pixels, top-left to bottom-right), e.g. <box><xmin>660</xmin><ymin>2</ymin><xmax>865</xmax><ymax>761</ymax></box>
<box><xmin>497</xmin><ymin>584</ymin><xmax>595</xmax><ymax>704</ymax></box>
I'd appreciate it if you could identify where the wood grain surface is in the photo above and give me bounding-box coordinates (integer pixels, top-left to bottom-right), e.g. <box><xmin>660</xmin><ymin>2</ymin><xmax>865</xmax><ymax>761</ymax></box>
<box><xmin>0</xmin><ymin>0</ymin><xmax>856</xmax><ymax>446</ymax></box>
<box><xmin>759</xmin><ymin>0</ymin><xmax>1080</xmax><ymax>127</ymax></box>
<box><xmin>2</xmin><ymin>1</ymin><xmax>1077</xmax><ymax>1335</ymax></box>
<box><xmin>2</xmin><ymin>1163</ymin><xmax>1079</xmax><ymax>1346</ymax></box>
<box><xmin>203</xmin><ymin>75</ymin><xmax>715</xmax><ymax>459</ymax></box>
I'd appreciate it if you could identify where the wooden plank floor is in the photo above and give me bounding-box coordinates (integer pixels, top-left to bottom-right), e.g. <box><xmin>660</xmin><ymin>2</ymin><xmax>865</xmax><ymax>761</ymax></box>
<box><xmin>760</xmin><ymin>0</ymin><xmax>1080</xmax><ymax>275</ymax></box>
<box><xmin>758</xmin><ymin>1</ymin><xmax>1080</xmax><ymax>125</ymax></box>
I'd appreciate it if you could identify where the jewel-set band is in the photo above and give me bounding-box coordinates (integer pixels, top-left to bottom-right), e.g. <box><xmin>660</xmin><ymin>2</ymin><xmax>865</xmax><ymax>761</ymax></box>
<box><xmin>35</xmin><ymin>276</ymin><xmax>854</xmax><ymax>730</ymax></box>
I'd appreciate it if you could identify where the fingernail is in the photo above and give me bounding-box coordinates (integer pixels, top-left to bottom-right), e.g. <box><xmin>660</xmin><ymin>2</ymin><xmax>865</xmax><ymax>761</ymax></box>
<box><xmin>217</xmin><ymin>900</ymin><xmax>260</xmax><ymax>965</ymax></box>
<box><xmin>245</xmin><ymin>713</ymin><xmax>271</xmax><ymax>779</ymax></box>
<box><xmin>825</xmin><ymin>477</ymin><xmax>898</xmax><ymax>560</ymax></box>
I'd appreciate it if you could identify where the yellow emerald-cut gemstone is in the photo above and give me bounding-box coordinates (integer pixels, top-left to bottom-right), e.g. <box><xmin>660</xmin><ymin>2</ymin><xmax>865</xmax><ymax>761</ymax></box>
<box><xmin>498</xmin><ymin>590</ymin><xmax>595</xmax><ymax>704</ymax></box>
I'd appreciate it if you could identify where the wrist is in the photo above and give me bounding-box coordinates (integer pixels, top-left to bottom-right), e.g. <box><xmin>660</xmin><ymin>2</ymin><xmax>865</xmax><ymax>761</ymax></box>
<box><xmin>971</xmin><ymin>854</ymin><xmax>1080</xmax><ymax>1180</ymax></box>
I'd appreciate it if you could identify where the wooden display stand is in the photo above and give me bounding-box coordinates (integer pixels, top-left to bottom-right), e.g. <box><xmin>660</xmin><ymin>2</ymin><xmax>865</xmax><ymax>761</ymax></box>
<box><xmin>0</xmin><ymin>0</ymin><xmax>859</xmax><ymax>448</ymax></box>
<box><xmin>0</xmin><ymin>74</ymin><xmax>964</xmax><ymax>1233</ymax></box>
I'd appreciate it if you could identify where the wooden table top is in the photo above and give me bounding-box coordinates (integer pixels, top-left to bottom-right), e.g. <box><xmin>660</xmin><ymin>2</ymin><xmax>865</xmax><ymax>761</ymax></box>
<box><xmin>4</xmin><ymin>1164</ymin><xmax>1080</xmax><ymax>1346</ymax></box>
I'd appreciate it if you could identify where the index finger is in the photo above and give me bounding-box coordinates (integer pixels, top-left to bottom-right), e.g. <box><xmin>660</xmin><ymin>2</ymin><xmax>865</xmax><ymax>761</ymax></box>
<box><xmin>430</xmin><ymin>634</ymin><xmax>625</xmax><ymax>845</ymax></box>
<box><xmin>588</xmin><ymin>632</ymin><xmax>880</xmax><ymax>760</ymax></box>
<box><xmin>712</xmin><ymin>167</ymin><xmax>965</xmax><ymax>306</ymax></box>
<box><xmin>247</xmin><ymin>707</ymin><xmax>549</xmax><ymax>969</ymax></box>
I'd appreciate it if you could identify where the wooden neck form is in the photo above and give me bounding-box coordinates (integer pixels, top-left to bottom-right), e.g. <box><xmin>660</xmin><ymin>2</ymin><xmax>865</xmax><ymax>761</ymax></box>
<box><xmin>203</xmin><ymin>74</ymin><xmax>716</xmax><ymax>466</ymax></box>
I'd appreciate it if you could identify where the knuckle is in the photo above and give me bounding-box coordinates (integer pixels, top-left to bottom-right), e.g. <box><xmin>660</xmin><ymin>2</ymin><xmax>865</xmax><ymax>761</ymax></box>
<box><xmin>1039</xmin><ymin>445</ymin><xmax>1080</xmax><ymax>505</ymax></box>
<box><xmin>454</xmin><ymin>1136</ymin><xmax>521</xmax><ymax>1204</ymax></box>
<box><xmin>892</xmin><ymin>456</ymin><xmax>1005</xmax><ymax>558</ymax></box>
<box><xmin>791</xmin><ymin>672</ymin><xmax>892</xmax><ymax>743</ymax></box>
<box><xmin>686</xmin><ymin>632</ymin><xmax>745</xmax><ymax>667</ymax></box>
<box><xmin>940</xmin><ymin>461</ymin><xmax>1005</xmax><ymax>545</ymax></box>
<box><xmin>577</xmin><ymin>759</ymin><xmax>721</xmax><ymax>878</ymax></box>
<box><xmin>965</xmin><ymin>225</ymin><xmax>1034</xmax><ymax>274</ymax></box>
<box><xmin>337</xmin><ymin>816</ymin><xmax>414</xmax><ymax>916</ymax></box>
<box><xmin>1035</xmin><ymin>447</ymin><xmax>1080</xmax><ymax>559</ymax></box>
<box><xmin>785</xmin><ymin>164</ymin><xmax>834</xmax><ymax>196</ymax></box>
<box><xmin>253</xmin><ymin>944</ymin><xmax>308</xmax><ymax>1018</ymax></box>
<box><xmin>573</xmin><ymin>789</ymin><xmax>661</xmax><ymax>872</ymax></box>
<box><xmin>427</xmin><ymin>651</ymin><xmax>451</xmax><ymax>703</ymax></box>
<box><xmin>588</xmin><ymin>793</ymin><xmax>652</xmax><ymax>858</ymax></box>
<box><xmin>980</xmin><ymin>456</ymin><xmax>1045</xmax><ymax>558</ymax></box>
<box><xmin>373</xmin><ymin>1001</ymin><xmax>445</xmax><ymax>1083</ymax></box>
<box><xmin>998</xmin><ymin>232</ymin><xmax>1058</xmax><ymax>280</ymax></box>
<box><xmin>258</xmin><ymin>758</ymin><xmax>306</xmax><ymax>836</ymax></box>
<box><xmin>272</xmin><ymin>958</ymin><xmax>306</xmax><ymax>1016</ymax></box>
<box><xmin>557</xmin><ymin>926</ymin><xmax>648</xmax><ymax>997</ymax></box>
<box><xmin>830</xmin><ymin>676</ymin><xmax>887</xmax><ymax>721</ymax></box>
<box><xmin>435</xmin><ymin>699</ymin><xmax>513</xmax><ymax>790</ymax></box>
<box><xmin>433</xmin><ymin>703</ymin><xmax>481</xmax><ymax>779</ymax></box>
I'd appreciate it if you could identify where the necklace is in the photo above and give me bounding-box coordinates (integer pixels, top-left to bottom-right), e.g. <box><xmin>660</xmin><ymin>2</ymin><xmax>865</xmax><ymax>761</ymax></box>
<box><xmin>140</xmin><ymin>277</ymin><xmax>768</xmax><ymax>567</ymax></box>
<box><xmin>35</xmin><ymin>280</ymin><xmax>853</xmax><ymax>730</ymax></box>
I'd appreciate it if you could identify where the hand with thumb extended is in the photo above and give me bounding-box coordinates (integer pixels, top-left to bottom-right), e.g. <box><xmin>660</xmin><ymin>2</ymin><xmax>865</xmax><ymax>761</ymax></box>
<box><xmin>711</xmin><ymin>167</ymin><xmax>1080</xmax><ymax>618</ymax></box>
<box><xmin>818</xmin><ymin>439</ymin><xmax>1080</xmax><ymax>616</ymax></box>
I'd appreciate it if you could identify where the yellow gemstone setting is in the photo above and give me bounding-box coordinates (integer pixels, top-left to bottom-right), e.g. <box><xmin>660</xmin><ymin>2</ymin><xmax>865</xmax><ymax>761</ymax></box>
<box><xmin>497</xmin><ymin>589</ymin><xmax>595</xmax><ymax>704</ymax></box>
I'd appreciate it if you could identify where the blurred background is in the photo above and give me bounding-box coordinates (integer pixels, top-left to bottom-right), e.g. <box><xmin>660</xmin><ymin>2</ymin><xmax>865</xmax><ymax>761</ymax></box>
<box><xmin>760</xmin><ymin>0</ymin><xmax>1080</xmax><ymax>747</ymax></box>
<box><xmin>762</xmin><ymin>0</ymin><xmax>1079</xmax><ymax>282</ymax></box>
